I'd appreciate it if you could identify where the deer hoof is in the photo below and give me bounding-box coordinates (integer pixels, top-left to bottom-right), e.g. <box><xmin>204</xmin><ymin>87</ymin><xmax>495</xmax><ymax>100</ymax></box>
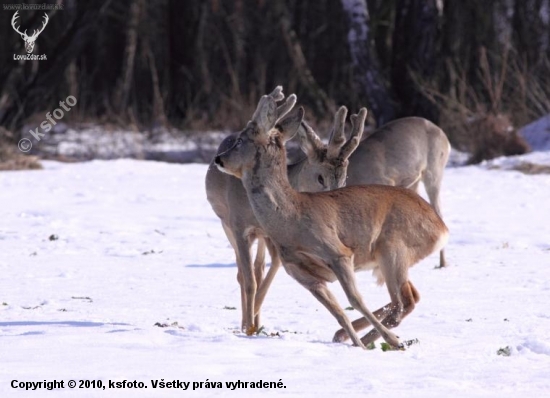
<box><xmin>332</xmin><ymin>329</ymin><xmax>348</xmax><ymax>343</ymax></box>
<box><xmin>246</xmin><ymin>325</ymin><xmax>257</xmax><ymax>336</ymax></box>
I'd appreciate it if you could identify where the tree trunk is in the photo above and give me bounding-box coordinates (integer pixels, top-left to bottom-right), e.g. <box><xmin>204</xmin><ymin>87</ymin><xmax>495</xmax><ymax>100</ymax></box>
<box><xmin>115</xmin><ymin>0</ymin><xmax>143</xmax><ymax>116</ymax></box>
<box><xmin>341</xmin><ymin>0</ymin><xmax>395</xmax><ymax>126</ymax></box>
<box><xmin>273</xmin><ymin>1</ymin><xmax>333</xmax><ymax>116</ymax></box>
<box><xmin>513</xmin><ymin>0</ymin><xmax>545</xmax><ymax>66</ymax></box>
<box><xmin>391</xmin><ymin>0</ymin><xmax>439</xmax><ymax>120</ymax></box>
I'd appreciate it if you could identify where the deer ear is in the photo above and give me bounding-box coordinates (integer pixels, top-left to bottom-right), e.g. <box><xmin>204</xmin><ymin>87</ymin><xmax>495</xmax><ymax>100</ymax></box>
<box><xmin>277</xmin><ymin>107</ymin><xmax>304</xmax><ymax>143</ymax></box>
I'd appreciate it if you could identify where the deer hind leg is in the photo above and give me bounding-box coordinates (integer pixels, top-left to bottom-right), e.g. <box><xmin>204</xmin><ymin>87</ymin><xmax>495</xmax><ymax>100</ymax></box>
<box><xmin>332</xmin><ymin>257</ymin><xmax>401</xmax><ymax>348</ymax></box>
<box><xmin>360</xmin><ymin>280</ymin><xmax>419</xmax><ymax>347</ymax></box>
<box><xmin>333</xmin><ymin>282</ymin><xmax>421</xmax><ymax>343</ymax></box>
<box><xmin>423</xmin><ymin>168</ymin><xmax>446</xmax><ymax>268</ymax></box>
<box><xmin>254</xmin><ymin>237</ymin><xmax>281</xmax><ymax>316</ymax></box>
<box><xmin>332</xmin><ymin>303</ymin><xmax>392</xmax><ymax>343</ymax></box>
<box><xmin>333</xmin><ymin>249</ymin><xmax>422</xmax><ymax>344</ymax></box>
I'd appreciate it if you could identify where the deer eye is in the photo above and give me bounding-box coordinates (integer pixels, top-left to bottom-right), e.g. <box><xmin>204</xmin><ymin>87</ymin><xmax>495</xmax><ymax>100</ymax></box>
<box><xmin>317</xmin><ymin>175</ymin><xmax>325</xmax><ymax>186</ymax></box>
<box><xmin>235</xmin><ymin>138</ymin><xmax>243</xmax><ymax>148</ymax></box>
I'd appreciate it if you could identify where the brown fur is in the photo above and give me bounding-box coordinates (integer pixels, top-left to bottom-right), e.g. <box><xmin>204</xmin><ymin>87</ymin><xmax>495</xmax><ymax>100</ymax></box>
<box><xmin>346</xmin><ymin>116</ymin><xmax>451</xmax><ymax>267</ymax></box>
<box><xmin>215</xmin><ymin>90</ymin><xmax>448</xmax><ymax>349</ymax></box>
<box><xmin>205</xmin><ymin>91</ymin><xmax>364</xmax><ymax>333</ymax></box>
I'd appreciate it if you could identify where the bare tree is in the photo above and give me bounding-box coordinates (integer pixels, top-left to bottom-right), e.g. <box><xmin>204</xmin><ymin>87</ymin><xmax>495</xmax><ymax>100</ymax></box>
<box><xmin>391</xmin><ymin>0</ymin><xmax>439</xmax><ymax>120</ymax></box>
<box><xmin>341</xmin><ymin>0</ymin><xmax>395</xmax><ymax>126</ymax></box>
<box><xmin>513</xmin><ymin>0</ymin><xmax>547</xmax><ymax>65</ymax></box>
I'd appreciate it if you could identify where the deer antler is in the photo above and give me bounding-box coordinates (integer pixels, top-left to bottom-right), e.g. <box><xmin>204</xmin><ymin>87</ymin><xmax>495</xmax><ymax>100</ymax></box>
<box><xmin>11</xmin><ymin>11</ymin><xmax>28</xmax><ymax>38</ymax></box>
<box><xmin>265</xmin><ymin>86</ymin><xmax>297</xmax><ymax>122</ymax></box>
<box><xmin>251</xmin><ymin>87</ymin><xmax>297</xmax><ymax>130</ymax></box>
<box><xmin>340</xmin><ymin>108</ymin><xmax>367</xmax><ymax>160</ymax></box>
<box><xmin>267</xmin><ymin>86</ymin><xmax>284</xmax><ymax>102</ymax></box>
<box><xmin>29</xmin><ymin>13</ymin><xmax>49</xmax><ymax>39</ymax></box>
<box><xmin>11</xmin><ymin>11</ymin><xmax>49</xmax><ymax>53</ymax></box>
<box><xmin>327</xmin><ymin>106</ymin><xmax>348</xmax><ymax>159</ymax></box>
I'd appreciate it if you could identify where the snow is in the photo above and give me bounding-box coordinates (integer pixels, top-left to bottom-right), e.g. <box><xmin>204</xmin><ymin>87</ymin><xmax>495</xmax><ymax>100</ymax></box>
<box><xmin>21</xmin><ymin>125</ymin><xmax>226</xmax><ymax>162</ymax></box>
<box><xmin>1</xmin><ymin>155</ymin><xmax>550</xmax><ymax>397</ymax></box>
<box><xmin>519</xmin><ymin>114</ymin><xmax>550</xmax><ymax>151</ymax></box>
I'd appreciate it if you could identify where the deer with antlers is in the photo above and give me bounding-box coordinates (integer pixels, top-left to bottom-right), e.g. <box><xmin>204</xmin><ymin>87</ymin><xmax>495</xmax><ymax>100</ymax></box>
<box><xmin>11</xmin><ymin>11</ymin><xmax>49</xmax><ymax>54</ymax></box>
<box><xmin>205</xmin><ymin>87</ymin><xmax>365</xmax><ymax>334</ymax></box>
<box><xmin>214</xmin><ymin>89</ymin><xmax>448</xmax><ymax>349</ymax></box>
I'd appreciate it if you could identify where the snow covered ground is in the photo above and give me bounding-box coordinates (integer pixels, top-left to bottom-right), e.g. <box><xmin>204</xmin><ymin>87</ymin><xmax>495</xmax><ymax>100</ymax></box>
<box><xmin>1</xmin><ymin>154</ymin><xmax>550</xmax><ymax>397</ymax></box>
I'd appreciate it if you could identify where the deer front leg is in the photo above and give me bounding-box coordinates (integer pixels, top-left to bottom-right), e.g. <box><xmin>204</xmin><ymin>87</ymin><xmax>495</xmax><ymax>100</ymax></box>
<box><xmin>254</xmin><ymin>237</ymin><xmax>281</xmax><ymax>316</ymax></box>
<box><xmin>252</xmin><ymin>237</ymin><xmax>266</xmax><ymax>327</ymax></box>
<box><xmin>235</xmin><ymin>237</ymin><xmax>257</xmax><ymax>335</ymax></box>
<box><xmin>309</xmin><ymin>282</ymin><xmax>366</xmax><ymax>349</ymax></box>
<box><xmin>285</xmin><ymin>262</ymin><xmax>366</xmax><ymax>349</ymax></box>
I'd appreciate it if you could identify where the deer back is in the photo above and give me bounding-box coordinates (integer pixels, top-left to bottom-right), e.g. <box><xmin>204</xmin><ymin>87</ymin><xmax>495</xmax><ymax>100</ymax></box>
<box><xmin>347</xmin><ymin>117</ymin><xmax>450</xmax><ymax>188</ymax></box>
<box><xmin>267</xmin><ymin>184</ymin><xmax>447</xmax><ymax>273</ymax></box>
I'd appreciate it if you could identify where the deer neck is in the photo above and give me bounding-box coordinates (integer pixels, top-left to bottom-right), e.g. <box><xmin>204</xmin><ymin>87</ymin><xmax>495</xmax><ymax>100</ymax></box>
<box><xmin>242</xmin><ymin>149</ymin><xmax>300</xmax><ymax>229</ymax></box>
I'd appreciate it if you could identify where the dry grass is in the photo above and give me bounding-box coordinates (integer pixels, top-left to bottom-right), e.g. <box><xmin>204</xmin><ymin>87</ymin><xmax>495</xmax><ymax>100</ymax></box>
<box><xmin>0</xmin><ymin>127</ymin><xmax>42</xmax><ymax>171</ymax></box>
<box><xmin>413</xmin><ymin>47</ymin><xmax>550</xmax><ymax>163</ymax></box>
<box><xmin>467</xmin><ymin>113</ymin><xmax>530</xmax><ymax>164</ymax></box>
<box><xmin>488</xmin><ymin>161</ymin><xmax>550</xmax><ymax>175</ymax></box>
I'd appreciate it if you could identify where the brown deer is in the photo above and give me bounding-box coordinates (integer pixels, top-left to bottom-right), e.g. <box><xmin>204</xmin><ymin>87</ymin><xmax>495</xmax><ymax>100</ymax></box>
<box><xmin>205</xmin><ymin>87</ymin><xmax>364</xmax><ymax>334</ymax></box>
<box><xmin>346</xmin><ymin>117</ymin><xmax>451</xmax><ymax>267</ymax></box>
<box><xmin>214</xmin><ymin>91</ymin><xmax>448</xmax><ymax>349</ymax></box>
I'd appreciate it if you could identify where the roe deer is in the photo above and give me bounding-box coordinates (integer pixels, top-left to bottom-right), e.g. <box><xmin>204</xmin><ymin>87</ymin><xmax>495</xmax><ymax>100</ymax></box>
<box><xmin>346</xmin><ymin>117</ymin><xmax>451</xmax><ymax>267</ymax></box>
<box><xmin>214</xmin><ymin>91</ymin><xmax>448</xmax><ymax>349</ymax></box>
<box><xmin>205</xmin><ymin>87</ymin><xmax>364</xmax><ymax>334</ymax></box>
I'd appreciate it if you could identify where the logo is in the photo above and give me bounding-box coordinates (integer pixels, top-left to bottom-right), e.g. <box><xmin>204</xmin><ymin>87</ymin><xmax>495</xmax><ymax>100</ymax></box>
<box><xmin>11</xmin><ymin>10</ymin><xmax>49</xmax><ymax>54</ymax></box>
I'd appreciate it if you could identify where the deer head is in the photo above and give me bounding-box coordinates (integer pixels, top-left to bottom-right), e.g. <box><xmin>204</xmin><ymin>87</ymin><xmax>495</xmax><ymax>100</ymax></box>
<box><xmin>215</xmin><ymin>87</ymin><xmax>299</xmax><ymax>179</ymax></box>
<box><xmin>295</xmin><ymin>106</ymin><xmax>367</xmax><ymax>191</ymax></box>
<box><xmin>12</xmin><ymin>11</ymin><xmax>49</xmax><ymax>54</ymax></box>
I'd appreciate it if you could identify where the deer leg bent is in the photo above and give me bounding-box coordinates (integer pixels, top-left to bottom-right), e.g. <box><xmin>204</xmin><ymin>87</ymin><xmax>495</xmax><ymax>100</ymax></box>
<box><xmin>332</xmin><ymin>303</ymin><xmax>393</xmax><ymax>342</ymax></box>
<box><xmin>360</xmin><ymin>281</ymin><xmax>418</xmax><ymax>346</ymax></box>
<box><xmin>334</xmin><ymin>276</ymin><xmax>422</xmax><ymax>341</ymax></box>
<box><xmin>285</xmin><ymin>261</ymin><xmax>366</xmax><ymax>349</ymax></box>
<box><xmin>309</xmin><ymin>282</ymin><xmax>366</xmax><ymax>349</ymax></box>
<box><xmin>332</xmin><ymin>257</ymin><xmax>401</xmax><ymax>348</ymax></box>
